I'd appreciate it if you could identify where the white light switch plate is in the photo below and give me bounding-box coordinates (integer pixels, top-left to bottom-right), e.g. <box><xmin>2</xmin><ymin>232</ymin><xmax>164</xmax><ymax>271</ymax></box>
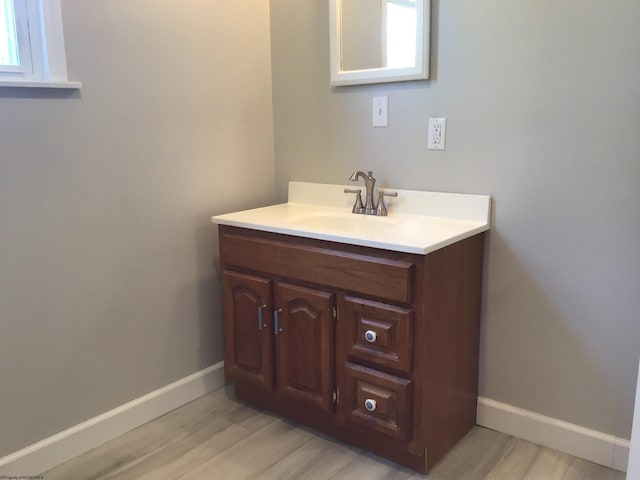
<box><xmin>428</xmin><ymin>117</ymin><xmax>447</xmax><ymax>150</ymax></box>
<box><xmin>373</xmin><ymin>96</ymin><xmax>388</xmax><ymax>127</ymax></box>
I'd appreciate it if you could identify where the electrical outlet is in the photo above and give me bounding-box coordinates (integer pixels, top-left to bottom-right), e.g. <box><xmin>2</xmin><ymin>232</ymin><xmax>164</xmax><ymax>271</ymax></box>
<box><xmin>428</xmin><ymin>117</ymin><xmax>447</xmax><ymax>150</ymax></box>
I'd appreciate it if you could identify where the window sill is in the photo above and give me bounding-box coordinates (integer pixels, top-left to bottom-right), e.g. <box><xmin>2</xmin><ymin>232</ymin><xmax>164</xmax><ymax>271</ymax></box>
<box><xmin>0</xmin><ymin>79</ymin><xmax>82</xmax><ymax>89</ymax></box>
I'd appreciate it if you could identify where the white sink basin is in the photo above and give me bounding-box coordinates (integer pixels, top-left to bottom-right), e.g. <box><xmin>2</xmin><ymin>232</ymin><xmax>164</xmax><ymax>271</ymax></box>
<box><xmin>211</xmin><ymin>182</ymin><xmax>491</xmax><ymax>254</ymax></box>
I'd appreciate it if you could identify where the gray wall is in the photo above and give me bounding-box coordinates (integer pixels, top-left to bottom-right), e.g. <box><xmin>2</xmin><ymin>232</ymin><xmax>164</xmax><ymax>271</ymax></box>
<box><xmin>0</xmin><ymin>1</ymin><xmax>274</xmax><ymax>457</ymax></box>
<box><xmin>270</xmin><ymin>0</ymin><xmax>640</xmax><ymax>438</ymax></box>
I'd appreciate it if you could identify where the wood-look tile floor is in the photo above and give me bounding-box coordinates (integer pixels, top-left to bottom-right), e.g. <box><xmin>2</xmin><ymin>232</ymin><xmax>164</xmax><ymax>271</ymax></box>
<box><xmin>43</xmin><ymin>385</ymin><xmax>626</xmax><ymax>480</ymax></box>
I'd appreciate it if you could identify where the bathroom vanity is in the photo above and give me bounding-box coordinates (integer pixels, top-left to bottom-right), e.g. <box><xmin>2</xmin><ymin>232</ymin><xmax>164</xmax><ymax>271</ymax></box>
<box><xmin>211</xmin><ymin>182</ymin><xmax>491</xmax><ymax>473</ymax></box>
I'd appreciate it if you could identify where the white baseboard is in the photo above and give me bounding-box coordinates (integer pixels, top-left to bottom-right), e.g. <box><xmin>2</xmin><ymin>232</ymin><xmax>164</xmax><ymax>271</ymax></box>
<box><xmin>0</xmin><ymin>361</ymin><xmax>225</xmax><ymax>476</ymax></box>
<box><xmin>477</xmin><ymin>396</ymin><xmax>630</xmax><ymax>473</ymax></box>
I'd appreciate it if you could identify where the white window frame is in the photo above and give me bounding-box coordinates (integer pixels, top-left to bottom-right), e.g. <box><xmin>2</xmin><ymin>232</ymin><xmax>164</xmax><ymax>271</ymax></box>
<box><xmin>0</xmin><ymin>0</ymin><xmax>80</xmax><ymax>88</ymax></box>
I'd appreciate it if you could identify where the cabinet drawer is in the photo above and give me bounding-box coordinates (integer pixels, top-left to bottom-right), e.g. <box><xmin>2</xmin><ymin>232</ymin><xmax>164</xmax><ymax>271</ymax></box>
<box><xmin>220</xmin><ymin>227</ymin><xmax>415</xmax><ymax>303</ymax></box>
<box><xmin>342</xmin><ymin>296</ymin><xmax>413</xmax><ymax>373</ymax></box>
<box><xmin>343</xmin><ymin>362</ymin><xmax>412</xmax><ymax>440</ymax></box>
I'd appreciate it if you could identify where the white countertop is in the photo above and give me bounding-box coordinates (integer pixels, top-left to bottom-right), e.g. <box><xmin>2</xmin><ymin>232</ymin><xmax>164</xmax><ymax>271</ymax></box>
<box><xmin>211</xmin><ymin>182</ymin><xmax>491</xmax><ymax>255</ymax></box>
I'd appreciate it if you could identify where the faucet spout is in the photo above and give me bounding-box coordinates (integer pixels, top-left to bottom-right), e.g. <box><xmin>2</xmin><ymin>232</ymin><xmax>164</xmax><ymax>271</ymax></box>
<box><xmin>348</xmin><ymin>170</ymin><xmax>362</xmax><ymax>182</ymax></box>
<box><xmin>349</xmin><ymin>170</ymin><xmax>376</xmax><ymax>214</ymax></box>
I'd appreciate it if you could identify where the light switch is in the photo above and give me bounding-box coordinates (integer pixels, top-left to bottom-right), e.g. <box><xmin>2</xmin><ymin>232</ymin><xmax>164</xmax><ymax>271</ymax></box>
<box><xmin>372</xmin><ymin>96</ymin><xmax>388</xmax><ymax>127</ymax></box>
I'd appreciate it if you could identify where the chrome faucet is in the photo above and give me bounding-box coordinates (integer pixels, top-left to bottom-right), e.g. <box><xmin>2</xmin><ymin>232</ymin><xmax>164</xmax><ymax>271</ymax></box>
<box><xmin>349</xmin><ymin>170</ymin><xmax>377</xmax><ymax>214</ymax></box>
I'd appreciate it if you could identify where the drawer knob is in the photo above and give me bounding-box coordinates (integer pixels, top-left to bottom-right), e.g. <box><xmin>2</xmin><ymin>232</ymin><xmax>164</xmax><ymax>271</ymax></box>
<box><xmin>364</xmin><ymin>399</ymin><xmax>377</xmax><ymax>412</ymax></box>
<box><xmin>364</xmin><ymin>330</ymin><xmax>377</xmax><ymax>343</ymax></box>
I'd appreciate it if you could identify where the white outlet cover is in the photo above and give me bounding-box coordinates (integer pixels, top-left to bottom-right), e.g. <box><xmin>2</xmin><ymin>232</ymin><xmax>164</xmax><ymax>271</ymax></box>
<box><xmin>428</xmin><ymin>117</ymin><xmax>447</xmax><ymax>150</ymax></box>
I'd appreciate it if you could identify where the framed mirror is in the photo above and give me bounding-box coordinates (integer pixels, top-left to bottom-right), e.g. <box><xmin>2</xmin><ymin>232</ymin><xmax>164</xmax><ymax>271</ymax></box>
<box><xmin>329</xmin><ymin>0</ymin><xmax>430</xmax><ymax>86</ymax></box>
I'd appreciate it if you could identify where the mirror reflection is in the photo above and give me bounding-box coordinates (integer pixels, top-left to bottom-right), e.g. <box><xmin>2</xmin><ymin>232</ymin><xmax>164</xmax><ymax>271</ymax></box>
<box><xmin>340</xmin><ymin>0</ymin><xmax>417</xmax><ymax>71</ymax></box>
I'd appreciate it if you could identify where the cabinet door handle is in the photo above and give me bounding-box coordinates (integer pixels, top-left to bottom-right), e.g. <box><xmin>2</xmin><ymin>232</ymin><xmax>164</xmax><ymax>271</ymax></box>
<box><xmin>257</xmin><ymin>304</ymin><xmax>267</xmax><ymax>330</ymax></box>
<box><xmin>364</xmin><ymin>399</ymin><xmax>377</xmax><ymax>412</ymax></box>
<box><xmin>274</xmin><ymin>309</ymin><xmax>283</xmax><ymax>335</ymax></box>
<box><xmin>364</xmin><ymin>330</ymin><xmax>377</xmax><ymax>343</ymax></box>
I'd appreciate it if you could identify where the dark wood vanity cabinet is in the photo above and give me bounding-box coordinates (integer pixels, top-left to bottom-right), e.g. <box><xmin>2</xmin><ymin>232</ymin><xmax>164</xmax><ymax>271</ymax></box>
<box><xmin>218</xmin><ymin>225</ymin><xmax>485</xmax><ymax>474</ymax></box>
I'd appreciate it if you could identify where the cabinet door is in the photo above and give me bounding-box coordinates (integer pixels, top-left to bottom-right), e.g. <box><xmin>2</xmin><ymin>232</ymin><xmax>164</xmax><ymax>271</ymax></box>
<box><xmin>274</xmin><ymin>282</ymin><xmax>335</xmax><ymax>412</ymax></box>
<box><xmin>223</xmin><ymin>271</ymin><xmax>274</xmax><ymax>389</ymax></box>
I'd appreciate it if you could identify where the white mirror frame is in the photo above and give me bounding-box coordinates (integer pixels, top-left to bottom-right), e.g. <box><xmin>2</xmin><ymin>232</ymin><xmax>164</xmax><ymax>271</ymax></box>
<box><xmin>329</xmin><ymin>0</ymin><xmax>430</xmax><ymax>87</ymax></box>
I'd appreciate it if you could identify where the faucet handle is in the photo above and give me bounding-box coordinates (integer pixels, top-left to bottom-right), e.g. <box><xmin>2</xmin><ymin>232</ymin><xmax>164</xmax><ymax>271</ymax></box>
<box><xmin>344</xmin><ymin>188</ymin><xmax>365</xmax><ymax>214</ymax></box>
<box><xmin>375</xmin><ymin>191</ymin><xmax>398</xmax><ymax>216</ymax></box>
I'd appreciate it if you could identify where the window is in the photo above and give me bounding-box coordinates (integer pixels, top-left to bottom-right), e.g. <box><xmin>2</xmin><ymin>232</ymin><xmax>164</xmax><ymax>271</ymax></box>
<box><xmin>0</xmin><ymin>0</ymin><xmax>80</xmax><ymax>88</ymax></box>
